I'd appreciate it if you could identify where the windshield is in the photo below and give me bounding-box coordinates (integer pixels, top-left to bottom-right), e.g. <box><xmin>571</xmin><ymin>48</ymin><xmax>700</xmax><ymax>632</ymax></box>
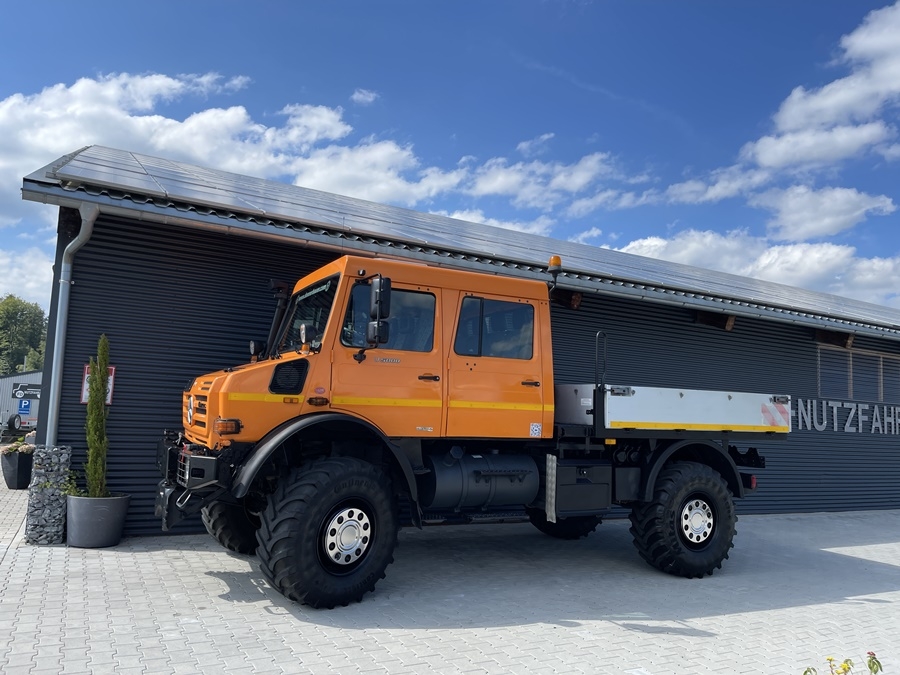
<box><xmin>276</xmin><ymin>275</ymin><xmax>339</xmax><ymax>353</ymax></box>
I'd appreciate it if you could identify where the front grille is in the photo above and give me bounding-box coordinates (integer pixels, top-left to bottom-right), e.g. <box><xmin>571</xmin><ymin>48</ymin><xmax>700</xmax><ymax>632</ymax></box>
<box><xmin>185</xmin><ymin>391</ymin><xmax>209</xmax><ymax>429</ymax></box>
<box><xmin>176</xmin><ymin>446</ymin><xmax>219</xmax><ymax>489</ymax></box>
<box><xmin>177</xmin><ymin>451</ymin><xmax>189</xmax><ymax>486</ymax></box>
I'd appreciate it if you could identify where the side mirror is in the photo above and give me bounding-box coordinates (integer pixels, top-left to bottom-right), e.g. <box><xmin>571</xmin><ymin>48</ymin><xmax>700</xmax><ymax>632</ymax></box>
<box><xmin>366</xmin><ymin>320</ymin><xmax>390</xmax><ymax>345</ymax></box>
<box><xmin>354</xmin><ymin>275</ymin><xmax>392</xmax><ymax>363</ymax></box>
<box><xmin>370</xmin><ymin>277</ymin><xmax>391</xmax><ymax>320</ymax></box>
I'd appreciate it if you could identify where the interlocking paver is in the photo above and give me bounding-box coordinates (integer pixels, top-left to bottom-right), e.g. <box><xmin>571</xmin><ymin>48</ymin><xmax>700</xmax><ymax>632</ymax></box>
<box><xmin>2</xmin><ymin>481</ymin><xmax>900</xmax><ymax>674</ymax></box>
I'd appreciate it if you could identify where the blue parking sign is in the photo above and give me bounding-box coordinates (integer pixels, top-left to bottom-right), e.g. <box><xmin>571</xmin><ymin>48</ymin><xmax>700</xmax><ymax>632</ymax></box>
<box><xmin>17</xmin><ymin>399</ymin><xmax>31</xmax><ymax>415</ymax></box>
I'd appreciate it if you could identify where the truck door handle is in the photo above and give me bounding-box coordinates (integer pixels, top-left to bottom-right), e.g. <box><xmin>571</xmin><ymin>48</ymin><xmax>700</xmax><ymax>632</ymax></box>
<box><xmin>521</xmin><ymin>380</ymin><xmax>541</xmax><ymax>387</ymax></box>
<box><xmin>418</xmin><ymin>374</ymin><xmax>441</xmax><ymax>381</ymax></box>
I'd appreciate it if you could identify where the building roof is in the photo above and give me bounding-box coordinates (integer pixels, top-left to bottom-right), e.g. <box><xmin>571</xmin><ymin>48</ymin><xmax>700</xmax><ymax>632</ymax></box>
<box><xmin>22</xmin><ymin>145</ymin><xmax>900</xmax><ymax>341</ymax></box>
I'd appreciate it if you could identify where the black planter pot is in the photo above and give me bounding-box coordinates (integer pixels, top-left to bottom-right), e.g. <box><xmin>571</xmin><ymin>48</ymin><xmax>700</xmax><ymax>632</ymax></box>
<box><xmin>2</xmin><ymin>452</ymin><xmax>33</xmax><ymax>490</ymax></box>
<box><xmin>66</xmin><ymin>494</ymin><xmax>131</xmax><ymax>548</ymax></box>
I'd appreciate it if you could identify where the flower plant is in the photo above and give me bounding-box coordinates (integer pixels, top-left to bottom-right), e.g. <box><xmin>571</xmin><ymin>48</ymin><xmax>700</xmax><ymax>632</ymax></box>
<box><xmin>1</xmin><ymin>440</ymin><xmax>35</xmax><ymax>455</ymax></box>
<box><xmin>804</xmin><ymin>652</ymin><xmax>883</xmax><ymax>675</ymax></box>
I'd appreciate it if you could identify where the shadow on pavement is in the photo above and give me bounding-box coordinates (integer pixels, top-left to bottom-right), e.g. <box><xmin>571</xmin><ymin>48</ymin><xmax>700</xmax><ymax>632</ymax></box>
<box><xmin>168</xmin><ymin>511</ymin><xmax>900</xmax><ymax>632</ymax></box>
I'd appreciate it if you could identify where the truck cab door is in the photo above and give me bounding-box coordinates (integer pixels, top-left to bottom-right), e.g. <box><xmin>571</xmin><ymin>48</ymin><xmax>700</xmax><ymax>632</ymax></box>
<box><xmin>447</xmin><ymin>294</ymin><xmax>548</xmax><ymax>438</ymax></box>
<box><xmin>331</xmin><ymin>283</ymin><xmax>444</xmax><ymax>437</ymax></box>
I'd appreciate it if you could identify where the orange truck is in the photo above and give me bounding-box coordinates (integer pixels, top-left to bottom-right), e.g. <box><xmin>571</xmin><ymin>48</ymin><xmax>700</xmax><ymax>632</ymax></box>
<box><xmin>156</xmin><ymin>254</ymin><xmax>789</xmax><ymax>608</ymax></box>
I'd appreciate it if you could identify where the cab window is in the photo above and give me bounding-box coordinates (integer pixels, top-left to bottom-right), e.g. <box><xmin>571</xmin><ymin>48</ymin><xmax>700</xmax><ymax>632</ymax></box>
<box><xmin>342</xmin><ymin>284</ymin><xmax>436</xmax><ymax>352</ymax></box>
<box><xmin>454</xmin><ymin>297</ymin><xmax>534</xmax><ymax>359</ymax></box>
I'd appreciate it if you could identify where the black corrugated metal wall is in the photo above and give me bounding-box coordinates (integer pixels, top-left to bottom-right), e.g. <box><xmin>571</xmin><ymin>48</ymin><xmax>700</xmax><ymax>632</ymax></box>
<box><xmin>551</xmin><ymin>295</ymin><xmax>900</xmax><ymax>513</ymax></box>
<box><xmin>55</xmin><ymin>214</ymin><xmax>900</xmax><ymax>535</ymax></box>
<box><xmin>58</xmin><ymin>215</ymin><xmax>337</xmax><ymax>535</ymax></box>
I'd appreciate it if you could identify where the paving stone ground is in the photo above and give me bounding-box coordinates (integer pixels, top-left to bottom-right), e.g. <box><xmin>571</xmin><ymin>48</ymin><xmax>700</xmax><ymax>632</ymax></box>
<box><xmin>0</xmin><ymin>481</ymin><xmax>897</xmax><ymax>674</ymax></box>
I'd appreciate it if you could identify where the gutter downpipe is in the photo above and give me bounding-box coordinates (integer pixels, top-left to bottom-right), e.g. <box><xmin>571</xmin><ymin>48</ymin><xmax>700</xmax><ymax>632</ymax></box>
<box><xmin>45</xmin><ymin>203</ymin><xmax>100</xmax><ymax>447</ymax></box>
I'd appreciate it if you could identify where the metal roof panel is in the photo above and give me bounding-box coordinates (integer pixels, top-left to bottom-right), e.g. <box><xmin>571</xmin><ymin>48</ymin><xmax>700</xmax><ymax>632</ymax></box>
<box><xmin>24</xmin><ymin>145</ymin><xmax>900</xmax><ymax>334</ymax></box>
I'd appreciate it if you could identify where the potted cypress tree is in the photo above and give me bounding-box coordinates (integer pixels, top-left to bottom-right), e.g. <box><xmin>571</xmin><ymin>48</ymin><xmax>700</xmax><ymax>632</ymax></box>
<box><xmin>66</xmin><ymin>334</ymin><xmax>130</xmax><ymax>547</ymax></box>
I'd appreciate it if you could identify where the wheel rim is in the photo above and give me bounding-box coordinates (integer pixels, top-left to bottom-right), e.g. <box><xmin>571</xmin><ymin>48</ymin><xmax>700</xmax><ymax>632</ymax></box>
<box><xmin>679</xmin><ymin>496</ymin><xmax>715</xmax><ymax>547</ymax></box>
<box><xmin>321</xmin><ymin>503</ymin><xmax>373</xmax><ymax>571</ymax></box>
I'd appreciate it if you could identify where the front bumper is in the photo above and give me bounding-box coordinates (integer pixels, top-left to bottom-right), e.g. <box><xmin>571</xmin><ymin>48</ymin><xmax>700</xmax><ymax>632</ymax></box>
<box><xmin>156</xmin><ymin>431</ymin><xmax>226</xmax><ymax>530</ymax></box>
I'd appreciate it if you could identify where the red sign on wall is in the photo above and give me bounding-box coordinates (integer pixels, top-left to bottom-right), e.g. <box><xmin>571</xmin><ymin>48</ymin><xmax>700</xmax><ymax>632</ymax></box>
<box><xmin>80</xmin><ymin>365</ymin><xmax>116</xmax><ymax>405</ymax></box>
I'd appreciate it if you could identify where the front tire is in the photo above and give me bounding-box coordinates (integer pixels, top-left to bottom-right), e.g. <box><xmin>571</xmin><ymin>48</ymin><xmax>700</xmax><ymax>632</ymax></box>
<box><xmin>629</xmin><ymin>461</ymin><xmax>736</xmax><ymax>578</ymax></box>
<box><xmin>201</xmin><ymin>499</ymin><xmax>260</xmax><ymax>554</ymax></box>
<box><xmin>256</xmin><ymin>457</ymin><xmax>398</xmax><ymax>608</ymax></box>
<box><xmin>527</xmin><ymin>508</ymin><xmax>601</xmax><ymax>540</ymax></box>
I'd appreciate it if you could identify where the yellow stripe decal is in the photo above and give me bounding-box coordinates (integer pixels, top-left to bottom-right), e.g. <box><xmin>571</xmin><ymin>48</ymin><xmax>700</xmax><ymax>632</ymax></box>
<box><xmin>608</xmin><ymin>421</ymin><xmax>789</xmax><ymax>433</ymax></box>
<box><xmin>227</xmin><ymin>393</ymin><xmax>303</xmax><ymax>403</ymax></box>
<box><xmin>449</xmin><ymin>400</ymin><xmax>546</xmax><ymax>412</ymax></box>
<box><xmin>332</xmin><ymin>396</ymin><xmax>442</xmax><ymax>408</ymax></box>
<box><xmin>330</xmin><ymin>397</ymin><xmax>554</xmax><ymax>412</ymax></box>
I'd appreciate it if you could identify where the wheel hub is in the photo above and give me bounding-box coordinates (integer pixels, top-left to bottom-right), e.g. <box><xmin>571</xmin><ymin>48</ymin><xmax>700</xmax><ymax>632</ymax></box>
<box><xmin>680</xmin><ymin>498</ymin><xmax>714</xmax><ymax>544</ymax></box>
<box><xmin>323</xmin><ymin>507</ymin><xmax>371</xmax><ymax>565</ymax></box>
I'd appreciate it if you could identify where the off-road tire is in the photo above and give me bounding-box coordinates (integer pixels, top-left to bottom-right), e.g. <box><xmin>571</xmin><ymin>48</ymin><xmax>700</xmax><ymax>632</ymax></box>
<box><xmin>256</xmin><ymin>457</ymin><xmax>398</xmax><ymax>609</ymax></box>
<box><xmin>629</xmin><ymin>461</ymin><xmax>736</xmax><ymax>578</ymax></box>
<box><xmin>201</xmin><ymin>500</ymin><xmax>260</xmax><ymax>555</ymax></box>
<box><xmin>527</xmin><ymin>508</ymin><xmax>601</xmax><ymax>540</ymax></box>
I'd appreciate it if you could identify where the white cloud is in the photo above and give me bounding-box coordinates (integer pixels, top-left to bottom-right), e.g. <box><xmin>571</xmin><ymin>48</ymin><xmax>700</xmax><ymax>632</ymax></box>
<box><xmin>740</xmin><ymin>122</ymin><xmax>892</xmax><ymax>169</ymax></box>
<box><xmin>666</xmin><ymin>167</ymin><xmax>771</xmax><ymax>204</ymax></box>
<box><xmin>880</xmin><ymin>143</ymin><xmax>900</xmax><ymax>160</ymax></box>
<box><xmin>468</xmin><ymin>153</ymin><xmax>615</xmax><ymax>210</ymax></box>
<box><xmin>0</xmin><ymin>247</ymin><xmax>54</xmax><ymax>310</ymax></box>
<box><xmin>148</xmin><ymin>104</ymin><xmax>355</xmax><ymax>177</ymax></box>
<box><xmin>618</xmin><ymin>229</ymin><xmax>766</xmax><ymax>274</ymax></box>
<box><xmin>749</xmin><ymin>242</ymin><xmax>900</xmax><ymax>308</ymax></box>
<box><xmin>567</xmin><ymin>188</ymin><xmax>657</xmax><ymax>217</ymax></box>
<box><xmin>548</xmin><ymin>153</ymin><xmax>614</xmax><ymax>192</ymax></box>
<box><xmin>773</xmin><ymin>2</ymin><xmax>900</xmax><ymax>132</ymax></box>
<box><xmin>290</xmin><ymin>140</ymin><xmax>466</xmax><ymax>205</ymax></box>
<box><xmin>438</xmin><ymin>209</ymin><xmax>554</xmax><ymax>236</ymax></box>
<box><xmin>0</xmin><ymin>71</ymin><xmax>648</xmax><ymax>242</ymax></box>
<box><xmin>517</xmin><ymin>133</ymin><xmax>555</xmax><ymax>157</ymax></box>
<box><xmin>750</xmin><ymin>185</ymin><xmax>895</xmax><ymax>241</ymax></box>
<box><xmin>616</xmin><ymin>229</ymin><xmax>900</xmax><ymax>308</ymax></box>
<box><xmin>0</xmin><ymin>73</ymin><xmax>473</xmax><ymax>220</ymax></box>
<box><xmin>660</xmin><ymin>2</ymin><xmax>900</xmax><ymax>206</ymax></box>
<box><xmin>350</xmin><ymin>89</ymin><xmax>379</xmax><ymax>105</ymax></box>
<box><xmin>0</xmin><ymin>73</ymin><xmax>254</xmax><ymax>228</ymax></box>
<box><xmin>569</xmin><ymin>226</ymin><xmax>603</xmax><ymax>244</ymax></box>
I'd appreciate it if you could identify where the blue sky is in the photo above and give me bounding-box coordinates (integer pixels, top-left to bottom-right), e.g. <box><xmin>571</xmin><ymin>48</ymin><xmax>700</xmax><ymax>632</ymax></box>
<box><xmin>1</xmin><ymin>1</ymin><xmax>899</xmax><ymax>311</ymax></box>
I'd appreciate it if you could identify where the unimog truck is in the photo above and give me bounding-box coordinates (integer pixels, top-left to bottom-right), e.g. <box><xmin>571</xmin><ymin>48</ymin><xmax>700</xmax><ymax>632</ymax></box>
<box><xmin>156</xmin><ymin>254</ymin><xmax>790</xmax><ymax>608</ymax></box>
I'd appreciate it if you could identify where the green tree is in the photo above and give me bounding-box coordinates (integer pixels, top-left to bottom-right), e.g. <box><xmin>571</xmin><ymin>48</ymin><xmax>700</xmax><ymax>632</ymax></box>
<box><xmin>24</xmin><ymin>339</ymin><xmax>46</xmax><ymax>372</ymax></box>
<box><xmin>85</xmin><ymin>334</ymin><xmax>110</xmax><ymax>498</ymax></box>
<box><xmin>0</xmin><ymin>295</ymin><xmax>46</xmax><ymax>376</ymax></box>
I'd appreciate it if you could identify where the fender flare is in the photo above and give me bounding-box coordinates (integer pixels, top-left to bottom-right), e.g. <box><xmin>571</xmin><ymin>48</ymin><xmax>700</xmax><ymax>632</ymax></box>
<box><xmin>231</xmin><ymin>412</ymin><xmax>419</xmax><ymax>504</ymax></box>
<box><xmin>641</xmin><ymin>439</ymin><xmax>744</xmax><ymax>501</ymax></box>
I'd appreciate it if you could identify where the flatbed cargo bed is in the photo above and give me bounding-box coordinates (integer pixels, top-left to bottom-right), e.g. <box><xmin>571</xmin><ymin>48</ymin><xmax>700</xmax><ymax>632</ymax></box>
<box><xmin>555</xmin><ymin>384</ymin><xmax>791</xmax><ymax>435</ymax></box>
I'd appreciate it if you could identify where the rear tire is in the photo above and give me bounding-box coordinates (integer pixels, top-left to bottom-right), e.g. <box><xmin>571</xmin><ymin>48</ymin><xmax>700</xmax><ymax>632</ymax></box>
<box><xmin>629</xmin><ymin>461</ymin><xmax>736</xmax><ymax>578</ymax></box>
<box><xmin>527</xmin><ymin>508</ymin><xmax>601</xmax><ymax>540</ymax></box>
<box><xmin>201</xmin><ymin>499</ymin><xmax>260</xmax><ymax>554</ymax></box>
<box><xmin>256</xmin><ymin>457</ymin><xmax>398</xmax><ymax>608</ymax></box>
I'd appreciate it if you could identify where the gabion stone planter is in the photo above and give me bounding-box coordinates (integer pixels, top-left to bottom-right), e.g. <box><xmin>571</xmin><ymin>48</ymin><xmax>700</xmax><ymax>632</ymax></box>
<box><xmin>25</xmin><ymin>445</ymin><xmax>72</xmax><ymax>545</ymax></box>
